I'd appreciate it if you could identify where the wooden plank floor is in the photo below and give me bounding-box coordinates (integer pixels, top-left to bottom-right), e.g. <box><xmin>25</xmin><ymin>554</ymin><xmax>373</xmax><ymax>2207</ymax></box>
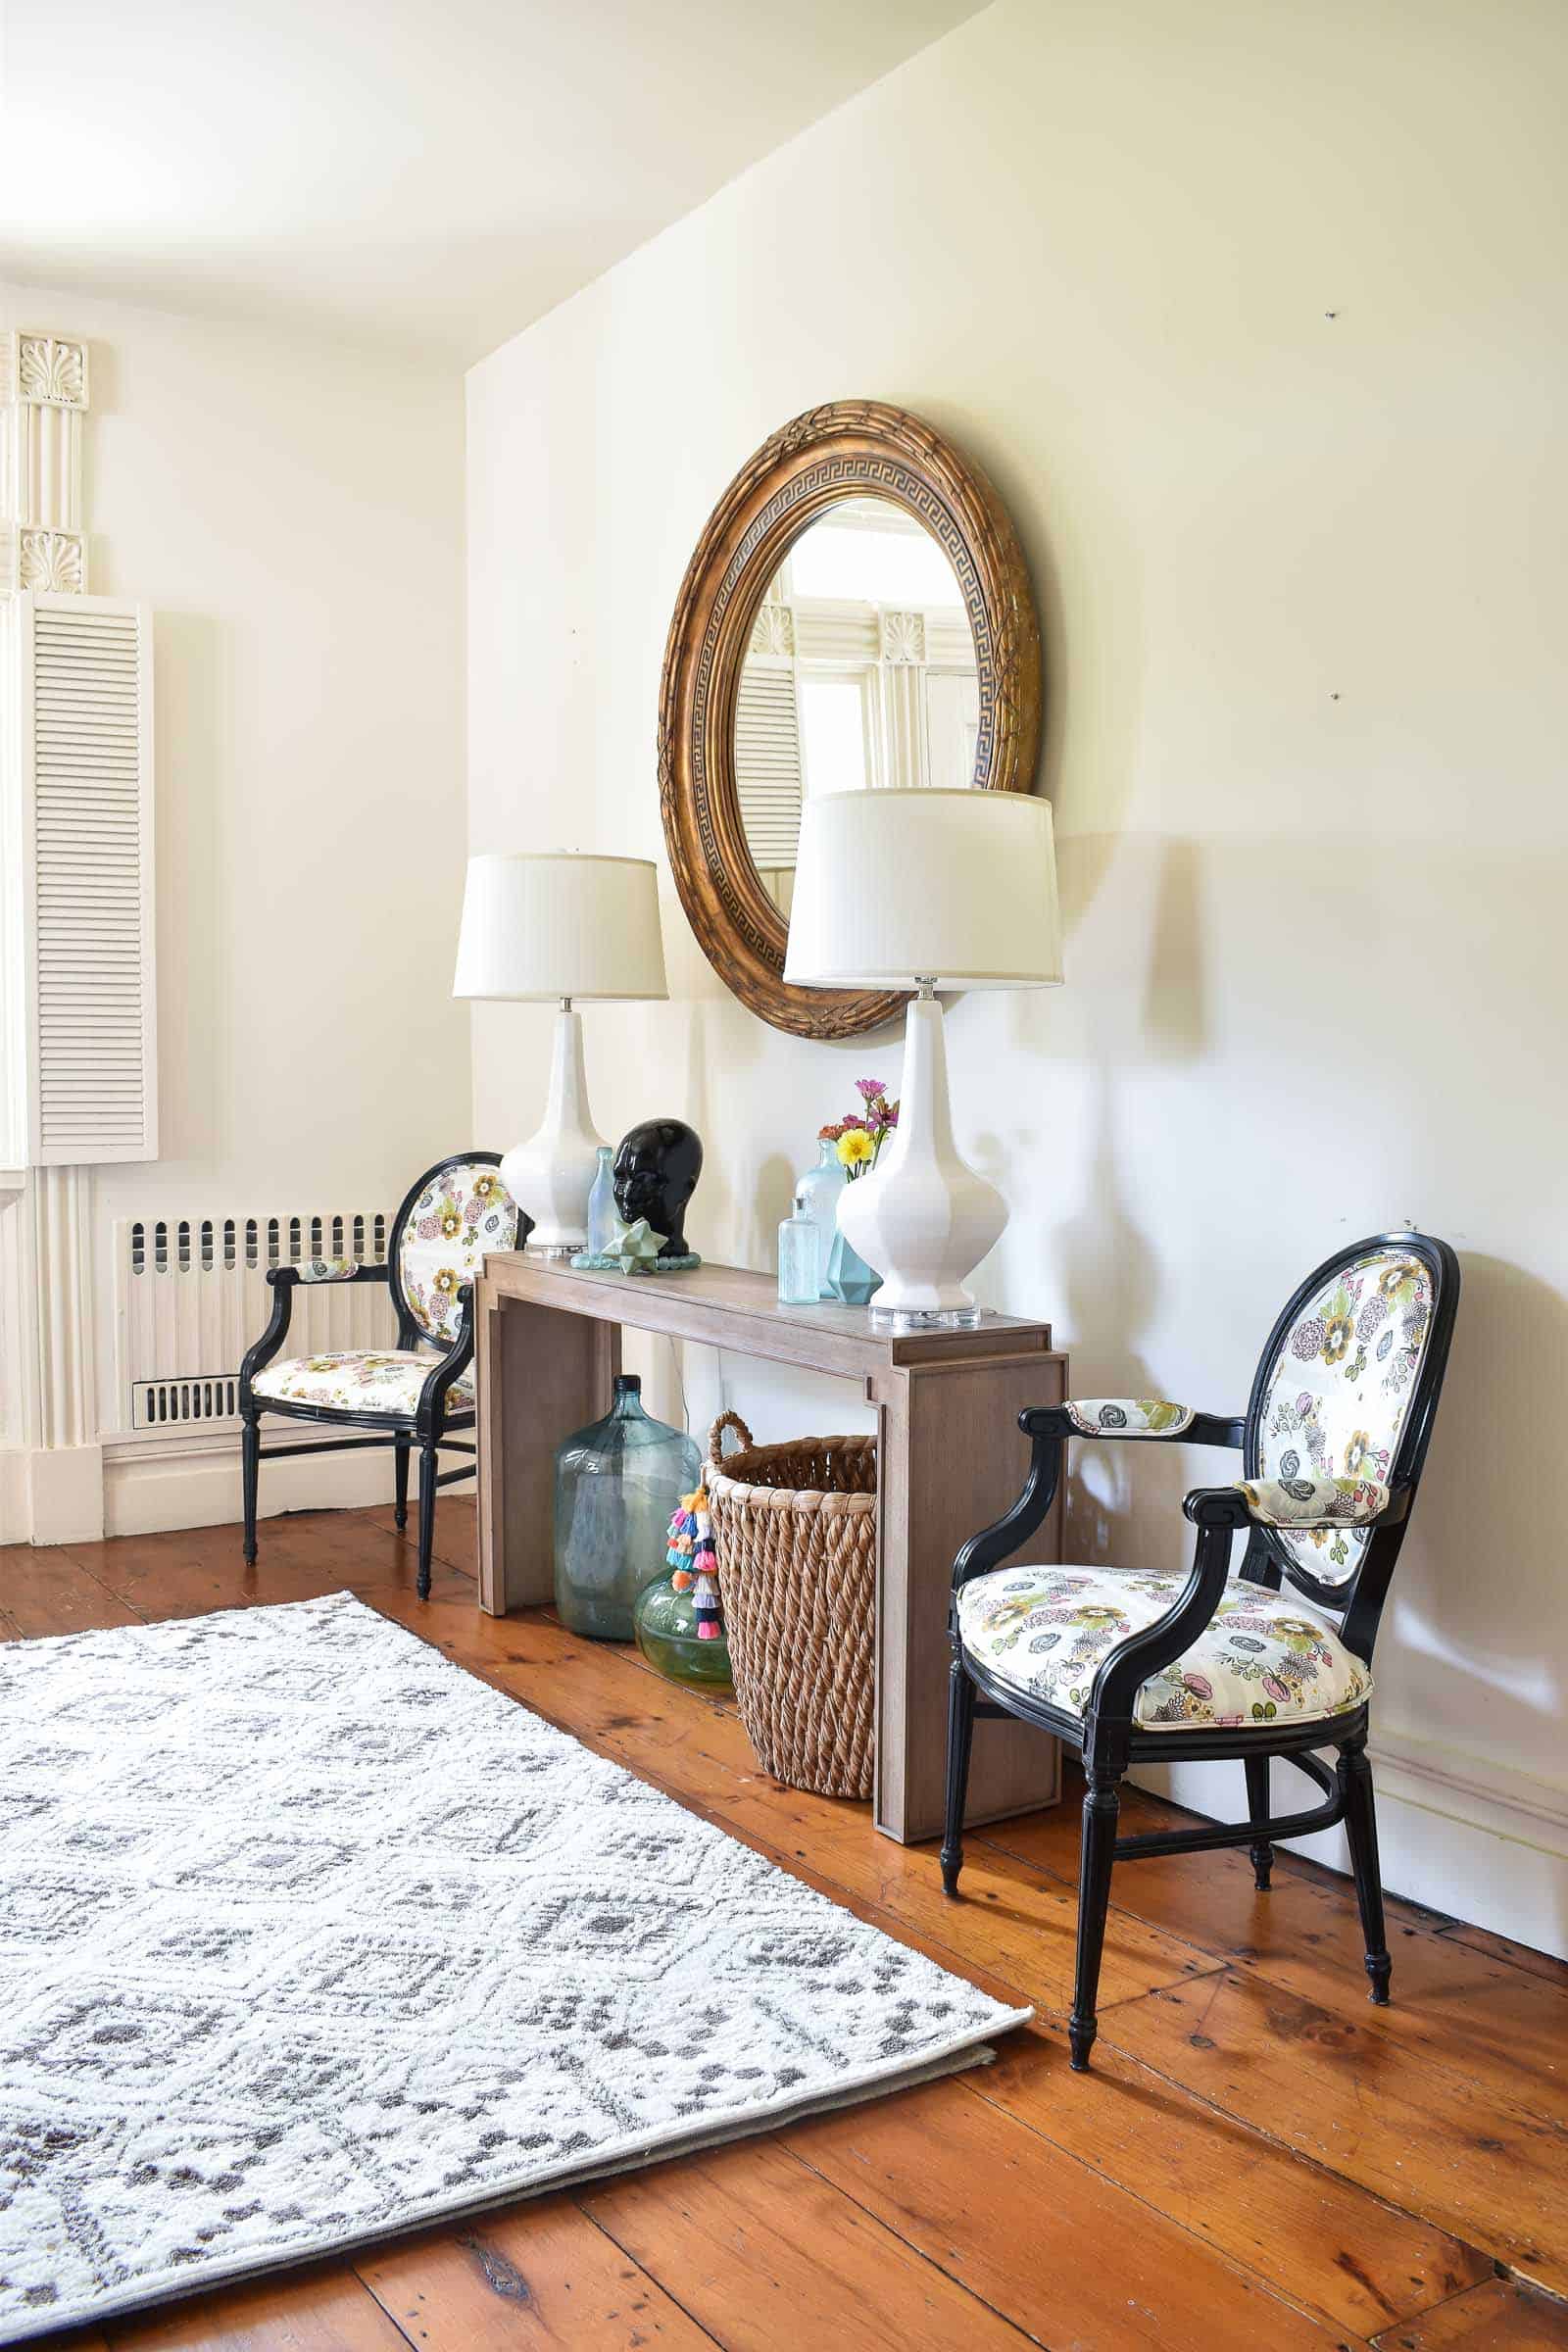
<box><xmin>8</xmin><ymin>1501</ymin><xmax>1567</xmax><ymax>2352</ymax></box>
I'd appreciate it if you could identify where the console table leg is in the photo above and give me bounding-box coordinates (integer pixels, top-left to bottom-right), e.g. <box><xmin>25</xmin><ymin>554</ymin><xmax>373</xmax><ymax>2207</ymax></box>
<box><xmin>477</xmin><ymin>1290</ymin><xmax>619</xmax><ymax>1615</ymax></box>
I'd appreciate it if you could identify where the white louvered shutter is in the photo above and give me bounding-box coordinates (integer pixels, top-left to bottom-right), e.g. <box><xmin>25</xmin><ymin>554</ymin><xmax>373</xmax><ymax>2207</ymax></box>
<box><xmin>733</xmin><ymin>662</ymin><xmax>804</xmax><ymax>869</ymax></box>
<box><xmin>19</xmin><ymin>593</ymin><xmax>157</xmax><ymax>1164</ymax></box>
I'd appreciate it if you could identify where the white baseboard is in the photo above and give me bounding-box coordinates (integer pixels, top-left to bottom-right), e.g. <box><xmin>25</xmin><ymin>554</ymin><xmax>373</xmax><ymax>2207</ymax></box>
<box><xmin>103</xmin><ymin>1429</ymin><xmax>398</xmax><ymax>1538</ymax></box>
<box><xmin>1133</xmin><ymin>1732</ymin><xmax>1568</xmax><ymax>1963</ymax></box>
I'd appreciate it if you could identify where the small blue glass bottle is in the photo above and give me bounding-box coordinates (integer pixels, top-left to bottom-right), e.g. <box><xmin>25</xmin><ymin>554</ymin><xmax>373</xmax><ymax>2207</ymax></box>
<box><xmin>777</xmin><ymin>1191</ymin><xmax>822</xmax><ymax>1305</ymax></box>
<box><xmin>585</xmin><ymin>1145</ymin><xmax>616</xmax><ymax>1255</ymax></box>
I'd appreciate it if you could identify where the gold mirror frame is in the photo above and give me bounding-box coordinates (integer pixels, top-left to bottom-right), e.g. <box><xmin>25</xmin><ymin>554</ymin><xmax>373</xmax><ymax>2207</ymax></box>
<box><xmin>658</xmin><ymin>400</ymin><xmax>1043</xmax><ymax>1040</ymax></box>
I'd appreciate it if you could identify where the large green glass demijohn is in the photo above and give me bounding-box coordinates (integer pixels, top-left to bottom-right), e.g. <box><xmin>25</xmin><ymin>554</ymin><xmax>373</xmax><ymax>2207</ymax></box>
<box><xmin>553</xmin><ymin>1374</ymin><xmax>700</xmax><ymax>1640</ymax></box>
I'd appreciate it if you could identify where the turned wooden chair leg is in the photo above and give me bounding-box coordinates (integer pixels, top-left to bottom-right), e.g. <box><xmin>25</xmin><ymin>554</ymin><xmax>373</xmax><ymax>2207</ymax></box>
<box><xmin>394</xmin><ymin>1436</ymin><xmax>412</xmax><ymax>1532</ymax></box>
<box><xmin>416</xmin><ymin>1440</ymin><xmax>439</xmax><ymax>1601</ymax></box>
<box><xmin>241</xmin><ymin>1410</ymin><xmax>261</xmax><ymax>1565</ymax></box>
<box><xmin>1069</xmin><ymin>1764</ymin><xmax>1122</xmax><ymax>2071</ymax></box>
<box><xmin>1244</xmin><ymin>1753</ymin><xmax>1273</xmax><ymax>1890</ymax></box>
<box><xmin>1338</xmin><ymin>1736</ymin><xmax>1392</xmax><ymax>2003</ymax></box>
<box><xmin>941</xmin><ymin>1651</ymin><xmax>977</xmax><ymax>1897</ymax></box>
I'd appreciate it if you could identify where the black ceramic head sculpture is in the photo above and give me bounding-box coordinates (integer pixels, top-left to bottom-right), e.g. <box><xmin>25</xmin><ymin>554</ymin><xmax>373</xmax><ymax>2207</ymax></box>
<box><xmin>612</xmin><ymin>1119</ymin><xmax>703</xmax><ymax>1260</ymax></box>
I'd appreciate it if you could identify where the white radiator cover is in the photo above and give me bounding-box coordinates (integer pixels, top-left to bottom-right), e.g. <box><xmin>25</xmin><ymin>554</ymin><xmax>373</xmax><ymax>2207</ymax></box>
<box><xmin>113</xmin><ymin>1211</ymin><xmax>397</xmax><ymax>1439</ymax></box>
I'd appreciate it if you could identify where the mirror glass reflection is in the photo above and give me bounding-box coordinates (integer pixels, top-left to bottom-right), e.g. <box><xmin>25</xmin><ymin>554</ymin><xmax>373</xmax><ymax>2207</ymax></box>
<box><xmin>732</xmin><ymin>496</ymin><xmax>980</xmax><ymax>915</ymax></box>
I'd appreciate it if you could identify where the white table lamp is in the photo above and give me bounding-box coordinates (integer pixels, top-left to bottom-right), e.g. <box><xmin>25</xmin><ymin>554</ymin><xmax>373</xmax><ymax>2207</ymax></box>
<box><xmin>785</xmin><ymin>790</ymin><xmax>1062</xmax><ymax>1329</ymax></box>
<box><xmin>453</xmin><ymin>853</ymin><xmax>668</xmax><ymax>1253</ymax></box>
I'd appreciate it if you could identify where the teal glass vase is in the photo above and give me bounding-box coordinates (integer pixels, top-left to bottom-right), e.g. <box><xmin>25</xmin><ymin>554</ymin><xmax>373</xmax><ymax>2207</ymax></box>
<box><xmin>797</xmin><ymin>1138</ymin><xmax>847</xmax><ymax>1294</ymax></box>
<box><xmin>634</xmin><ymin>1573</ymin><xmax>733</xmax><ymax>1688</ymax></box>
<box><xmin>554</xmin><ymin>1375</ymin><xmax>701</xmax><ymax>1640</ymax></box>
<box><xmin>824</xmin><ymin>1221</ymin><xmax>881</xmax><ymax>1305</ymax></box>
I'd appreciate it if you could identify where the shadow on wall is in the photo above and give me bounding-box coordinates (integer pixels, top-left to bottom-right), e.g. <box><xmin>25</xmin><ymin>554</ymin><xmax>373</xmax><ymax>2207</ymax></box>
<box><xmin>1386</xmin><ymin>1250</ymin><xmax>1565</xmax><ymax>1781</ymax></box>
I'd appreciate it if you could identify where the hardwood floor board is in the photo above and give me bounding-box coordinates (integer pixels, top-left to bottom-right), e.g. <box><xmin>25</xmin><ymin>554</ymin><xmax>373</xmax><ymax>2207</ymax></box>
<box><xmin>1102</xmin><ymin>1972</ymin><xmax>1568</xmax><ymax>2296</ymax></box>
<box><xmin>63</xmin><ymin>1517</ymin><xmax>472</xmax><ymax>1621</ymax></box>
<box><xmin>781</xmin><ymin>2068</ymin><xmax>1368</xmax><ymax>2351</ymax></box>
<box><xmin>1440</xmin><ymin>1924</ymin><xmax>1568</xmax><ymax>1994</ymax></box>
<box><xmin>0</xmin><ymin>1544</ymin><xmax>144</xmax><ymax>1636</ymax></box>
<box><xmin>965</xmin><ymin>2017</ymin><xmax>1491</xmax><ymax>2338</ymax></box>
<box><xmin>1370</xmin><ymin>2277</ymin><xmax>1568</xmax><ymax>2348</ymax></box>
<box><xmin>579</xmin><ymin>2134</ymin><xmax>1035</xmax><ymax>2351</ymax></box>
<box><xmin>356</xmin><ymin>2195</ymin><xmax>719</xmax><ymax>2348</ymax></box>
<box><xmin>984</xmin><ymin>1807</ymin><xmax>1568</xmax><ymax>2129</ymax></box>
<box><xmin>100</xmin><ymin>2263</ymin><xmax>413</xmax><ymax>2349</ymax></box>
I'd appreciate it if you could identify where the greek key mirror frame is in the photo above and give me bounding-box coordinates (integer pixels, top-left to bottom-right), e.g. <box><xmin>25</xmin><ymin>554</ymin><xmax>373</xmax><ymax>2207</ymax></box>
<box><xmin>658</xmin><ymin>400</ymin><xmax>1043</xmax><ymax>1040</ymax></box>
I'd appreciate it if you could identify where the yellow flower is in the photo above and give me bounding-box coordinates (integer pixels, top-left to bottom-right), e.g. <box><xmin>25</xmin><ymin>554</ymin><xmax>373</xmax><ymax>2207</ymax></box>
<box><xmin>837</xmin><ymin>1129</ymin><xmax>874</xmax><ymax>1170</ymax></box>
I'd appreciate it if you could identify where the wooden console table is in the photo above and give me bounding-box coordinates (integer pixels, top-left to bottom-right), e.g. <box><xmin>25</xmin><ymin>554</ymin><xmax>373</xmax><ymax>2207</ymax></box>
<box><xmin>474</xmin><ymin>1254</ymin><xmax>1065</xmax><ymax>1844</ymax></box>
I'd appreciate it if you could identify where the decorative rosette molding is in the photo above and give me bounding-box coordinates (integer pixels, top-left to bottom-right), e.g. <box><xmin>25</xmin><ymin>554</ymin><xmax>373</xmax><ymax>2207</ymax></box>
<box><xmin>16</xmin><ymin>332</ymin><xmax>89</xmax><ymax>410</ymax></box>
<box><xmin>18</xmin><ymin>527</ymin><xmax>87</xmax><ymax>595</ymax></box>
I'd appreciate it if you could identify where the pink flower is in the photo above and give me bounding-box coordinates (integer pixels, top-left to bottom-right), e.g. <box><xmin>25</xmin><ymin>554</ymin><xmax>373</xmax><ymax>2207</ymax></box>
<box><xmin>1182</xmin><ymin>1672</ymin><xmax>1213</xmax><ymax>1699</ymax></box>
<box><xmin>840</xmin><ymin>1112</ymin><xmax>867</xmax><ymax>1131</ymax></box>
<box><xmin>856</xmin><ymin>1077</ymin><xmax>889</xmax><ymax>1102</ymax></box>
<box><xmin>1262</xmin><ymin>1674</ymin><xmax>1290</xmax><ymax>1701</ymax></box>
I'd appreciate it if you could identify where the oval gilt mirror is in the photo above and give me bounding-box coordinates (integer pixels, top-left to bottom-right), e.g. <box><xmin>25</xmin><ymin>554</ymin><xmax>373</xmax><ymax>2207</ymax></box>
<box><xmin>659</xmin><ymin>401</ymin><xmax>1042</xmax><ymax>1039</ymax></box>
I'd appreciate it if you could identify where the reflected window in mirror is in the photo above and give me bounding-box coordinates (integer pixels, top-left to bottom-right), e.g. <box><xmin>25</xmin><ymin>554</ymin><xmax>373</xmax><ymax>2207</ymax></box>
<box><xmin>733</xmin><ymin>496</ymin><xmax>981</xmax><ymax>915</ymax></box>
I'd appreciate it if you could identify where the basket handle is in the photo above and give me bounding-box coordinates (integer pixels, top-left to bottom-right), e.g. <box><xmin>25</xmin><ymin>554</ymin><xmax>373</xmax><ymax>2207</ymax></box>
<box><xmin>708</xmin><ymin>1409</ymin><xmax>755</xmax><ymax>1467</ymax></box>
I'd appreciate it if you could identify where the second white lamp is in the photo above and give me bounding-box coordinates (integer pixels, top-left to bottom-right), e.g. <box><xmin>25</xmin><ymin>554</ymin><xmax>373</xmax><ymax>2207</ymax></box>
<box><xmin>785</xmin><ymin>790</ymin><xmax>1062</xmax><ymax>1329</ymax></box>
<box><xmin>453</xmin><ymin>854</ymin><xmax>667</xmax><ymax>1253</ymax></box>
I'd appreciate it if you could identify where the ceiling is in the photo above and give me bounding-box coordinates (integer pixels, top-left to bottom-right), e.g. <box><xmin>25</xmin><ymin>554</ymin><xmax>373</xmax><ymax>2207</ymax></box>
<box><xmin>0</xmin><ymin>0</ymin><xmax>986</xmax><ymax>367</ymax></box>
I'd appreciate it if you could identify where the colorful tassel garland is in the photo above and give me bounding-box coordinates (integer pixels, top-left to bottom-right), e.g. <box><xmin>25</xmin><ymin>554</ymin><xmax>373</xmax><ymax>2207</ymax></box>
<box><xmin>664</xmin><ymin>1481</ymin><xmax>723</xmax><ymax>1639</ymax></box>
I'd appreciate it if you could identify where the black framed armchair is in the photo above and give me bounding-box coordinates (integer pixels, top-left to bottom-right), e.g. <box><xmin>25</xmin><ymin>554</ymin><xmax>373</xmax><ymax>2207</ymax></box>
<box><xmin>238</xmin><ymin>1152</ymin><xmax>531</xmax><ymax>1597</ymax></box>
<box><xmin>942</xmin><ymin>1230</ymin><xmax>1460</xmax><ymax>2071</ymax></box>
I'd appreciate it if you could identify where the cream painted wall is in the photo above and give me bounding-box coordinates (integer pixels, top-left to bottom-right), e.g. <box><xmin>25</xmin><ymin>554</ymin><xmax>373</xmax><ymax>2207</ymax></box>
<box><xmin>466</xmin><ymin>0</ymin><xmax>1568</xmax><ymax>1948</ymax></box>
<box><xmin>1</xmin><ymin>282</ymin><xmax>472</xmax><ymax>1530</ymax></box>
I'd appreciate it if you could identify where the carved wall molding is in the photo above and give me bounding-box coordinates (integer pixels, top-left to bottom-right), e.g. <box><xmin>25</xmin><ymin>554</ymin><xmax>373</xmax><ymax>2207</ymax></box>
<box><xmin>659</xmin><ymin>400</ymin><xmax>1043</xmax><ymax>1039</ymax></box>
<box><xmin>17</xmin><ymin>526</ymin><xmax>87</xmax><ymax>596</ymax></box>
<box><xmin>16</xmin><ymin>332</ymin><xmax>89</xmax><ymax>411</ymax></box>
<box><xmin>1</xmin><ymin>325</ymin><xmax>89</xmax><ymax>602</ymax></box>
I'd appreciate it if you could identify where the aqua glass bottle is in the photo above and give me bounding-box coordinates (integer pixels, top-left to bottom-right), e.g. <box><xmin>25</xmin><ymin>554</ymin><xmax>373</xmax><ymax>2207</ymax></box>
<box><xmin>796</xmin><ymin>1137</ymin><xmax>847</xmax><ymax>1298</ymax></box>
<box><xmin>585</xmin><ymin>1145</ymin><xmax>616</xmax><ymax>1255</ymax></box>
<box><xmin>554</xmin><ymin>1375</ymin><xmax>701</xmax><ymax>1640</ymax></box>
<box><xmin>777</xmin><ymin>1191</ymin><xmax>822</xmax><ymax>1305</ymax></box>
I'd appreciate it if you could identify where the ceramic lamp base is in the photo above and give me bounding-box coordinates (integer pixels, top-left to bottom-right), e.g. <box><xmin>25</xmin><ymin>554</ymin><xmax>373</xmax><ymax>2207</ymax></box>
<box><xmin>833</xmin><ymin>995</ymin><xmax>1006</xmax><ymax>1322</ymax></box>
<box><xmin>499</xmin><ymin>1003</ymin><xmax>607</xmax><ymax>1253</ymax></box>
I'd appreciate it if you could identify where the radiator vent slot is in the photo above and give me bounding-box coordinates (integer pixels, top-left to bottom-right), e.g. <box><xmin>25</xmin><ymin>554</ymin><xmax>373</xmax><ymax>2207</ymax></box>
<box><xmin>116</xmin><ymin>1210</ymin><xmax>397</xmax><ymax>1436</ymax></box>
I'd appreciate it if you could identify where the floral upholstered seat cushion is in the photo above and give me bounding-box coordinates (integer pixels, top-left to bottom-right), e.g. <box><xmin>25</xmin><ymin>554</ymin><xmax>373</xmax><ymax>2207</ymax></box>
<box><xmin>397</xmin><ymin>1164</ymin><xmax>518</xmax><ymax>1344</ymax></box>
<box><xmin>251</xmin><ymin>1351</ymin><xmax>475</xmax><ymax>1418</ymax></box>
<box><xmin>1258</xmin><ymin>1248</ymin><xmax>1434</xmax><ymax>1583</ymax></box>
<box><xmin>956</xmin><ymin>1563</ymin><xmax>1371</xmax><ymax>1730</ymax></box>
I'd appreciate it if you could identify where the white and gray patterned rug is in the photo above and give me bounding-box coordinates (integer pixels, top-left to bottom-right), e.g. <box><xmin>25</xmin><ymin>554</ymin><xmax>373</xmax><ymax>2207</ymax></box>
<box><xmin>0</xmin><ymin>1592</ymin><xmax>1028</xmax><ymax>2340</ymax></box>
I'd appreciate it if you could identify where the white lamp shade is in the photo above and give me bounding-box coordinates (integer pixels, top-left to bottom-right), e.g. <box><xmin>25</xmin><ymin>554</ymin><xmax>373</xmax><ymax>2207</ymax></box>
<box><xmin>783</xmin><ymin>789</ymin><xmax>1063</xmax><ymax>991</ymax></box>
<box><xmin>453</xmin><ymin>853</ymin><xmax>668</xmax><ymax>1002</ymax></box>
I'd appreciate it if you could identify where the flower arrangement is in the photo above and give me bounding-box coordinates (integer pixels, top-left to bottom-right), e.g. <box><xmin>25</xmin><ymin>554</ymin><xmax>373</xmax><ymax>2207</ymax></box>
<box><xmin>819</xmin><ymin>1078</ymin><xmax>899</xmax><ymax>1179</ymax></box>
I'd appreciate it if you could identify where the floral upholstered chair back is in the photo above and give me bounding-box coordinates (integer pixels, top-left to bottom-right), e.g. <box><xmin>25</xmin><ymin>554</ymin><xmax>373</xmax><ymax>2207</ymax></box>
<box><xmin>1253</xmin><ymin>1242</ymin><xmax>1439</xmax><ymax>1588</ymax></box>
<box><xmin>394</xmin><ymin>1158</ymin><xmax>519</xmax><ymax>1344</ymax></box>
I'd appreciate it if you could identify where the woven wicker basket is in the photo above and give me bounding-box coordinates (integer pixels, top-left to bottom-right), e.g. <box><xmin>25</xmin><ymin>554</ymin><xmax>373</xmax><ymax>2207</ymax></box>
<box><xmin>704</xmin><ymin>1411</ymin><xmax>877</xmax><ymax>1800</ymax></box>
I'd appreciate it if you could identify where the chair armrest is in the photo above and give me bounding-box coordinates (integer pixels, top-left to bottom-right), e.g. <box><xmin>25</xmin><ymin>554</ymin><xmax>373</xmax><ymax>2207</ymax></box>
<box><xmin>951</xmin><ymin>1421</ymin><xmax>1063</xmax><ymax>1595</ymax></box>
<box><xmin>1087</xmin><ymin>1519</ymin><xmax>1236</xmax><ymax>1748</ymax></box>
<box><xmin>1023</xmin><ymin>1400</ymin><xmax>1245</xmax><ymax>1447</ymax></box>
<box><xmin>1183</xmin><ymin>1476</ymin><xmax>1404</xmax><ymax>1531</ymax></box>
<box><xmin>275</xmin><ymin>1260</ymin><xmax>390</xmax><ymax>1288</ymax></box>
